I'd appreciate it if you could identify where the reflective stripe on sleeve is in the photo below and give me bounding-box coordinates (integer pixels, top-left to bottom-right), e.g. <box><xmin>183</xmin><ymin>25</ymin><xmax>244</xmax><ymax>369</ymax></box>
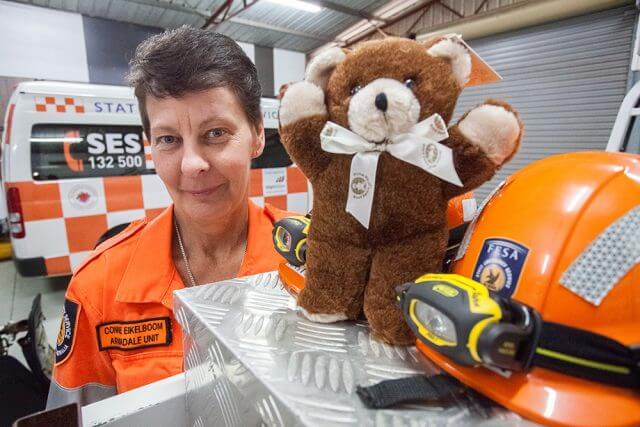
<box><xmin>46</xmin><ymin>378</ymin><xmax>117</xmax><ymax>410</ymax></box>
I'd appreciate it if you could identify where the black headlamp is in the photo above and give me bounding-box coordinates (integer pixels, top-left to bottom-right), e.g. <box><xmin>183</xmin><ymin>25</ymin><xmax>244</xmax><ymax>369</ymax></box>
<box><xmin>397</xmin><ymin>273</ymin><xmax>640</xmax><ymax>391</ymax></box>
<box><xmin>358</xmin><ymin>273</ymin><xmax>640</xmax><ymax>411</ymax></box>
<box><xmin>272</xmin><ymin>215</ymin><xmax>310</xmax><ymax>267</ymax></box>
<box><xmin>396</xmin><ymin>273</ymin><xmax>542</xmax><ymax>371</ymax></box>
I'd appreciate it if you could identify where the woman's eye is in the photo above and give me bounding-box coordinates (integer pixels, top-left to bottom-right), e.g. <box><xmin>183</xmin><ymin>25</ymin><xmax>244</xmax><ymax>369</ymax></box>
<box><xmin>404</xmin><ymin>79</ymin><xmax>415</xmax><ymax>90</ymax></box>
<box><xmin>207</xmin><ymin>128</ymin><xmax>227</xmax><ymax>139</ymax></box>
<box><xmin>156</xmin><ymin>135</ymin><xmax>177</xmax><ymax>145</ymax></box>
<box><xmin>350</xmin><ymin>85</ymin><xmax>362</xmax><ymax>96</ymax></box>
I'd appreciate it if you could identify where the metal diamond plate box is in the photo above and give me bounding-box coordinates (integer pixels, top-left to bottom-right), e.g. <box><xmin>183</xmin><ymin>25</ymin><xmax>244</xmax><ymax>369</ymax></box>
<box><xmin>174</xmin><ymin>272</ymin><xmax>535</xmax><ymax>427</ymax></box>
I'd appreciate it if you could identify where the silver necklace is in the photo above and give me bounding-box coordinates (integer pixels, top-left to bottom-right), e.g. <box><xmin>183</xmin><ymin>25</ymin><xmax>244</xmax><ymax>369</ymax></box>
<box><xmin>173</xmin><ymin>217</ymin><xmax>249</xmax><ymax>288</ymax></box>
<box><xmin>174</xmin><ymin>218</ymin><xmax>198</xmax><ymax>287</ymax></box>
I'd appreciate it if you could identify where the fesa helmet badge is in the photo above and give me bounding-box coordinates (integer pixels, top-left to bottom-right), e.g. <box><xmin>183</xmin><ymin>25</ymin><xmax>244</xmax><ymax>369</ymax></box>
<box><xmin>472</xmin><ymin>238</ymin><xmax>529</xmax><ymax>298</ymax></box>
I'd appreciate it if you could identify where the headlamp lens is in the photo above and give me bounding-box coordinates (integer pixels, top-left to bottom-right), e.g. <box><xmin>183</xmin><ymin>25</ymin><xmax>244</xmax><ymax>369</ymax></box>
<box><xmin>413</xmin><ymin>300</ymin><xmax>457</xmax><ymax>345</ymax></box>
<box><xmin>275</xmin><ymin>227</ymin><xmax>292</xmax><ymax>252</ymax></box>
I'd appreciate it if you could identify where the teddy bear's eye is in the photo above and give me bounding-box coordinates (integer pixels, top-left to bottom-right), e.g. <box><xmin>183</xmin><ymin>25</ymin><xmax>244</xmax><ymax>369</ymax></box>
<box><xmin>404</xmin><ymin>79</ymin><xmax>415</xmax><ymax>90</ymax></box>
<box><xmin>350</xmin><ymin>85</ymin><xmax>362</xmax><ymax>96</ymax></box>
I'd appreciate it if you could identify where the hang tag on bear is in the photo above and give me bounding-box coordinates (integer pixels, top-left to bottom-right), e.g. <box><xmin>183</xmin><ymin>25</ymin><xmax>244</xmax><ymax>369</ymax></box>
<box><xmin>430</xmin><ymin>33</ymin><xmax>502</xmax><ymax>87</ymax></box>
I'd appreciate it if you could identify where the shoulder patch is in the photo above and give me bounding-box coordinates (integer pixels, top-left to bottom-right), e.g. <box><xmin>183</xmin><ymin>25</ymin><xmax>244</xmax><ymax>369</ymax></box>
<box><xmin>96</xmin><ymin>317</ymin><xmax>172</xmax><ymax>351</ymax></box>
<box><xmin>472</xmin><ymin>238</ymin><xmax>529</xmax><ymax>298</ymax></box>
<box><xmin>55</xmin><ymin>298</ymin><xmax>80</xmax><ymax>365</ymax></box>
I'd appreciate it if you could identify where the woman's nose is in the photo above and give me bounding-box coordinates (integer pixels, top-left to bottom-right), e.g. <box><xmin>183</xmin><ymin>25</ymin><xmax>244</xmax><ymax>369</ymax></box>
<box><xmin>181</xmin><ymin>141</ymin><xmax>210</xmax><ymax>175</ymax></box>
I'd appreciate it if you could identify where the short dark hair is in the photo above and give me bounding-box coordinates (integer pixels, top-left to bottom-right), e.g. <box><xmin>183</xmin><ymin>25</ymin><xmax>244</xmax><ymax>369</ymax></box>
<box><xmin>127</xmin><ymin>26</ymin><xmax>262</xmax><ymax>137</ymax></box>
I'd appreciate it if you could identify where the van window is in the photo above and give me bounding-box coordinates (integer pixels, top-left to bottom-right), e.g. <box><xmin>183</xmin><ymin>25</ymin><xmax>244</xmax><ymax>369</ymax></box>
<box><xmin>251</xmin><ymin>129</ymin><xmax>292</xmax><ymax>169</ymax></box>
<box><xmin>31</xmin><ymin>125</ymin><xmax>293</xmax><ymax>181</ymax></box>
<box><xmin>31</xmin><ymin>124</ymin><xmax>152</xmax><ymax>181</ymax></box>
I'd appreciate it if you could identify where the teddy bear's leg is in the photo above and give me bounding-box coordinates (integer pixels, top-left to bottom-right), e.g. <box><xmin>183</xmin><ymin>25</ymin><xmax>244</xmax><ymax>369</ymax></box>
<box><xmin>297</xmin><ymin>239</ymin><xmax>371</xmax><ymax>323</ymax></box>
<box><xmin>364</xmin><ymin>231</ymin><xmax>447</xmax><ymax>346</ymax></box>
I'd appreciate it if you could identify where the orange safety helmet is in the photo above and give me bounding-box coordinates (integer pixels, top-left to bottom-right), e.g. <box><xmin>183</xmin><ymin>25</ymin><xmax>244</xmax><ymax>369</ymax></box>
<box><xmin>278</xmin><ymin>192</ymin><xmax>477</xmax><ymax>296</ymax></box>
<box><xmin>418</xmin><ymin>151</ymin><xmax>640</xmax><ymax>427</ymax></box>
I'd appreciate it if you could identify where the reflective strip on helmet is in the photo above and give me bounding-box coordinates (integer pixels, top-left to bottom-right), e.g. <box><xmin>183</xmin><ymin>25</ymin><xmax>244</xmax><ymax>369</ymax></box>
<box><xmin>560</xmin><ymin>205</ymin><xmax>640</xmax><ymax>306</ymax></box>
<box><xmin>46</xmin><ymin>378</ymin><xmax>117</xmax><ymax>410</ymax></box>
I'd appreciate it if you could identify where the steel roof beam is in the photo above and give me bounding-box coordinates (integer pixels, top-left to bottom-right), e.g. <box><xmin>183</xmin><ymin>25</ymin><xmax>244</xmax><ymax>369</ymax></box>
<box><xmin>343</xmin><ymin>0</ymin><xmax>438</xmax><ymax>47</ymax></box>
<box><xmin>310</xmin><ymin>1</ymin><xmax>386</xmax><ymax>23</ymax></box>
<box><xmin>206</xmin><ymin>0</ymin><xmax>260</xmax><ymax>30</ymax></box>
<box><xmin>437</xmin><ymin>0</ymin><xmax>463</xmax><ymax>18</ymax></box>
<box><xmin>202</xmin><ymin>0</ymin><xmax>233</xmax><ymax>29</ymax></box>
<box><xmin>230</xmin><ymin>17</ymin><xmax>333</xmax><ymax>41</ymax></box>
<box><xmin>123</xmin><ymin>0</ymin><xmax>210</xmax><ymax>18</ymax></box>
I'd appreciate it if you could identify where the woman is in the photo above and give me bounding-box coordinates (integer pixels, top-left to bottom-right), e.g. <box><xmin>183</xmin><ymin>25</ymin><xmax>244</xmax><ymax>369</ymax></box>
<box><xmin>47</xmin><ymin>27</ymin><xmax>293</xmax><ymax>408</ymax></box>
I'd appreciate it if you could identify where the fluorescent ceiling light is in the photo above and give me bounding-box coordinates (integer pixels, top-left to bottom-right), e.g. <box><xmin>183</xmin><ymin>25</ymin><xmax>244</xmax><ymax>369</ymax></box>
<box><xmin>265</xmin><ymin>0</ymin><xmax>322</xmax><ymax>13</ymax></box>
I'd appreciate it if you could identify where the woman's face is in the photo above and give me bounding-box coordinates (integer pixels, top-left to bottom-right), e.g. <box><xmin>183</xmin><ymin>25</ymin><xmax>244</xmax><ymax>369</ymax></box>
<box><xmin>146</xmin><ymin>87</ymin><xmax>264</xmax><ymax>224</ymax></box>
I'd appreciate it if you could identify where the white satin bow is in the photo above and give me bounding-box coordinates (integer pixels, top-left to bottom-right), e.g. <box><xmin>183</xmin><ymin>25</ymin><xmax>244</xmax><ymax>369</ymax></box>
<box><xmin>320</xmin><ymin>114</ymin><xmax>463</xmax><ymax>228</ymax></box>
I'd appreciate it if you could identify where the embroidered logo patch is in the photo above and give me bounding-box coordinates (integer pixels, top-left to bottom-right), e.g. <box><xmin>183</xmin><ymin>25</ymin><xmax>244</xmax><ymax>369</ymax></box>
<box><xmin>96</xmin><ymin>317</ymin><xmax>172</xmax><ymax>351</ymax></box>
<box><xmin>473</xmin><ymin>238</ymin><xmax>529</xmax><ymax>298</ymax></box>
<box><xmin>55</xmin><ymin>299</ymin><xmax>80</xmax><ymax>365</ymax></box>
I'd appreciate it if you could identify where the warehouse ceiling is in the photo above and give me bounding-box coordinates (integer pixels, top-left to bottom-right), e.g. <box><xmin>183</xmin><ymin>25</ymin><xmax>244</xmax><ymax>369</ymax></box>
<box><xmin>6</xmin><ymin>0</ymin><xmax>523</xmax><ymax>52</ymax></box>
<box><xmin>7</xmin><ymin>0</ymin><xmax>391</xmax><ymax>52</ymax></box>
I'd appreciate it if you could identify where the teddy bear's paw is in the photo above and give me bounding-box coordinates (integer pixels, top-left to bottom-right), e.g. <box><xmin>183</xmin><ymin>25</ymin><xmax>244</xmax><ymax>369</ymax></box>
<box><xmin>279</xmin><ymin>81</ymin><xmax>327</xmax><ymax>127</ymax></box>
<box><xmin>458</xmin><ymin>104</ymin><xmax>521</xmax><ymax>165</ymax></box>
<box><xmin>298</xmin><ymin>306</ymin><xmax>348</xmax><ymax>323</ymax></box>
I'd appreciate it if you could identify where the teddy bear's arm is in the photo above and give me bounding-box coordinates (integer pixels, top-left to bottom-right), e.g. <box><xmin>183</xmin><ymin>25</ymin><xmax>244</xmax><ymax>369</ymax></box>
<box><xmin>279</xmin><ymin>81</ymin><xmax>333</xmax><ymax>181</ymax></box>
<box><xmin>442</xmin><ymin>126</ymin><xmax>502</xmax><ymax>198</ymax></box>
<box><xmin>442</xmin><ymin>100</ymin><xmax>523</xmax><ymax>200</ymax></box>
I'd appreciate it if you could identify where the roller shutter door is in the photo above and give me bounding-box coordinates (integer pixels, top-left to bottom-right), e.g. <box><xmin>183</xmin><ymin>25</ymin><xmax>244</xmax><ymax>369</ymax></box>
<box><xmin>454</xmin><ymin>5</ymin><xmax>636</xmax><ymax>200</ymax></box>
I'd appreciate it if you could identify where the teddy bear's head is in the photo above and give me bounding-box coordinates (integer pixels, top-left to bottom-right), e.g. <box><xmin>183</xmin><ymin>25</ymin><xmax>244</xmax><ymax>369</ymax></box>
<box><xmin>306</xmin><ymin>37</ymin><xmax>472</xmax><ymax>143</ymax></box>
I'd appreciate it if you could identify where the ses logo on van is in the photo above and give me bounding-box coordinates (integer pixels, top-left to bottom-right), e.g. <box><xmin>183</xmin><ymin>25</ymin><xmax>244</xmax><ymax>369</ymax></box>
<box><xmin>31</xmin><ymin>124</ymin><xmax>150</xmax><ymax>181</ymax></box>
<box><xmin>64</xmin><ymin>132</ymin><xmax>143</xmax><ymax>172</ymax></box>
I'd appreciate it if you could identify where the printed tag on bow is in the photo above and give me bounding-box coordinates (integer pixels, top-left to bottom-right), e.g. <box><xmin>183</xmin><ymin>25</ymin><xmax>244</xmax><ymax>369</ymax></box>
<box><xmin>346</xmin><ymin>151</ymin><xmax>381</xmax><ymax>228</ymax></box>
<box><xmin>390</xmin><ymin>115</ymin><xmax>462</xmax><ymax>187</ymax></box>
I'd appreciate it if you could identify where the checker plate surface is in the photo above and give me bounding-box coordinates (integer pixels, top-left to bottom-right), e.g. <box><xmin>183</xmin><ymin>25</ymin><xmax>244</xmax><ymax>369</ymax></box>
<box><xmin>174</xmin><ymin>272</ymin><xmax>537</xmax><ymax>426</ymax></box>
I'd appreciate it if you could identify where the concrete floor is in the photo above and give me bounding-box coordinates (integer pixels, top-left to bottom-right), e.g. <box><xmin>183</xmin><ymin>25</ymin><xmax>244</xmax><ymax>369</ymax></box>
<box><xmin>0</xmin><ymin>260</ymin><xmax>68</xmax><ymax>365</ymax></box>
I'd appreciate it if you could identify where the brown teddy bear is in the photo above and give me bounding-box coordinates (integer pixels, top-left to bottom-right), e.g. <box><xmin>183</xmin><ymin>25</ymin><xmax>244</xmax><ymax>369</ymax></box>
<box><xmin>279</xmin><ymin>36</ymin><xmax>523</xmax><ymax>345</ymax></box>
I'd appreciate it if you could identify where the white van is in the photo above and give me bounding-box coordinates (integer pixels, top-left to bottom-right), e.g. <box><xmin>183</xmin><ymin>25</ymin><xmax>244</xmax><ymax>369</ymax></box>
<box><xmin>1</xmin><ymin>81</ymin><xmax>308</xmax><ymax>277</ymax></box>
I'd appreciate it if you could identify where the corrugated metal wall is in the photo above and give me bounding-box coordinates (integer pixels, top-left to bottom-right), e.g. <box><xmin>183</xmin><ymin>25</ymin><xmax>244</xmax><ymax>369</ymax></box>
<box><xmin>453</xmin><ymin>5</ymin><xmax>636</xmax><ymax>200</ymax></box>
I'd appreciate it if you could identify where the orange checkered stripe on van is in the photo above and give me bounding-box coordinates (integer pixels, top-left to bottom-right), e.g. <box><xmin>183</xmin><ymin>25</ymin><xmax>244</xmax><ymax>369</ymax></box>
<box><xmin>35</xmin><ymin>96</ymin><xmax>85</xmax><ymax>113</ymax></box>
<box><xmin>7</xmin><ymin>166</ymin><xmax>308</xmax><ymax>276</ymax></box>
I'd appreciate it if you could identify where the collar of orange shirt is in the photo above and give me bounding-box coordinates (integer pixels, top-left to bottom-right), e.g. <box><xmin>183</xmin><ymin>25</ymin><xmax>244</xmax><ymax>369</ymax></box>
<box><xmin>113</xmin><ymin>200</ymin><xmax>286</xmax><ymax>310</ymax></box>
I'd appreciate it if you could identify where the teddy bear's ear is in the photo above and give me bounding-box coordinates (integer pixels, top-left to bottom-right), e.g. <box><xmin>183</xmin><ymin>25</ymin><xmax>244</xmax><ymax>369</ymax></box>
<box><xmin>426</xmin><ymin>37</ymin><xmax>472</xmax><ymax>87</ymax></box>
<box><xmin>305</xmin><ymin>47</ymin><xmax>347</xmax><ymax>90</ymax></box>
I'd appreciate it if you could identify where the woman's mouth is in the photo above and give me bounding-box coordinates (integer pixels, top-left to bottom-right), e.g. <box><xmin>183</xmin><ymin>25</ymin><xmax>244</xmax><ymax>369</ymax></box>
<box><xmin>182</xmin><ymin>183</ymin><xmax>225</xmax><ymax>197</ymax></box>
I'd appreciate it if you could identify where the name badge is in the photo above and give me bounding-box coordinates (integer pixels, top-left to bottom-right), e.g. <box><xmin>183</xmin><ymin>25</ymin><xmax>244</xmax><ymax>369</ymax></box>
<box><xmin>97</xmin><ymin>317</ymin><xmax>172</xmax><ymax>351</ymax></box>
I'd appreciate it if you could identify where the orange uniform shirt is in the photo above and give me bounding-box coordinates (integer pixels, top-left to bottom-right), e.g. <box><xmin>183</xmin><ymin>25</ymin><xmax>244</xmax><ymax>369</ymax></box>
<box><xmin>47</xmin><ymin>201</ymin><xmax>290</xmax><ymax>409</ymax></box>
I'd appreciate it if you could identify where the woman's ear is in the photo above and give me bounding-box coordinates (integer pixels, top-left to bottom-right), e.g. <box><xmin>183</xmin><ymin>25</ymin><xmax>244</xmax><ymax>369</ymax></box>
<box><xmin>252</xmin><ymin>122</ymin><xmax>265</xmax><ymax>159</ymax></box>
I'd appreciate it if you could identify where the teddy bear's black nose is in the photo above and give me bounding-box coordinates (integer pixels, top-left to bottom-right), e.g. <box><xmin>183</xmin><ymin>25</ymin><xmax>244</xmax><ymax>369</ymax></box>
<box><xmin>375</xmin><ymin>93</ymin><xmax>388</xmax><ymax>112</ymax></box>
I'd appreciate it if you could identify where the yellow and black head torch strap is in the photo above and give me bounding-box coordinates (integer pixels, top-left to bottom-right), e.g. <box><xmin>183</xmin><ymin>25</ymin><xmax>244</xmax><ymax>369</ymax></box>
<box><xmin>533</xmin><ymin>321</ymin><xmax>640</xmax><ymax>390</ymax></box>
